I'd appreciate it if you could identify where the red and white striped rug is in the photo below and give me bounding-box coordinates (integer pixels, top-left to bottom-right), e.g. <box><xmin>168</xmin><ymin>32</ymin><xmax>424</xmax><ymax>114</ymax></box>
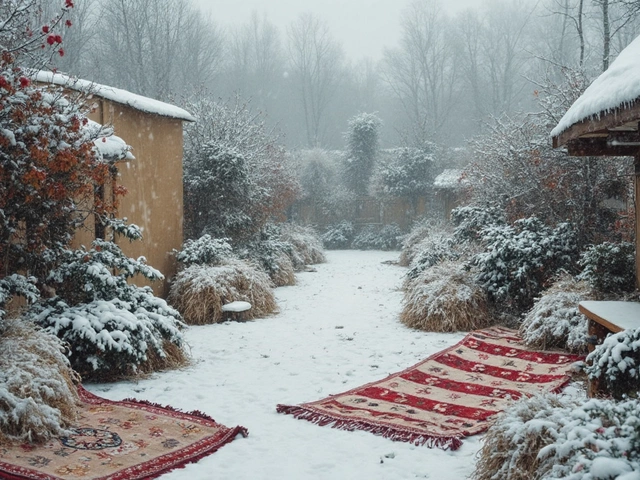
<box><xmin>277</xmin><ymin>327</ymin><xmax>583</xmax><ymax>450</ymax></box>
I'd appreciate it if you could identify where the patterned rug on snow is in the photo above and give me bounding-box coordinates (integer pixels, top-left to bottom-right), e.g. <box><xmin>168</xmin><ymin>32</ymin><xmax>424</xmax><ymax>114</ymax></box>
<box><xmin>0</xmin><ymin>387</ymin><xmax>248</xmax><ymax>480</ymax></box>
<box><xmin>277</xmin><ymin>326</ymin><xmax>583</xmax><ymax>450</ymax></box>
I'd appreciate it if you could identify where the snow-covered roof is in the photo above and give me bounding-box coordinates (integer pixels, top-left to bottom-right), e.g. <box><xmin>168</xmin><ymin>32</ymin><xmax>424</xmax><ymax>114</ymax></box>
<box><xmin>551</xmin><ymin>34</ymin><xmax>640</xmax><ymax>139</ymax></box>
<box><xmin>34</xmin><ymin>71</ymin><xmax>195</xmax><ymax>122</ymax></box>
<box><xmin>433</xmin><ymin>169</ymin><xmax>465</xmax><ymax>190</ymax></box>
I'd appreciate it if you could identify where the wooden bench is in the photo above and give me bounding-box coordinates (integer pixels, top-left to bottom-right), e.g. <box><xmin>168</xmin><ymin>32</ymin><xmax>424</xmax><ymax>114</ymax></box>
<box><xmin>578</xmin><ymin>301</ymin><xmax>640</xmax><ymax>397</ymax></box>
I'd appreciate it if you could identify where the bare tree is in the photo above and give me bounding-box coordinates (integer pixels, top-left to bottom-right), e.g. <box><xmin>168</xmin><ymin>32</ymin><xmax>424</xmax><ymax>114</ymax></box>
<box><xmin>383</xmin><ymin>0</ymin><xmax>458</xmax><ymax>145</ymax></box>
<box><xmin>94</xmin><ymin>0</ymin><xmax>223</xmax><ymax>99</ymax></box>
<box><xmin>227</xmin><ymin>12</ymin><xmax>285</xmax><ymax>112</ymax></box>
<box><xmin>287</xmin><ymin>13</ymin><xmax>344</xmax><ymax>148</ymax></box>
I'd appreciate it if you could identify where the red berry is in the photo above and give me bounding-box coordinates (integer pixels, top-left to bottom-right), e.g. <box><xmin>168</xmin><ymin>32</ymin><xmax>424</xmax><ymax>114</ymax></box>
<box><xmin>46</xmin><ymin>35</ymin><xmax>55</xmax><ymax>45</ymax></box>
<box><xmin>66</xmin><ymin>20</ymin><xmax>73</xmax><ymax>27</ymax></box>
<box><xmin>54</xmin><ymin>35</ymin><xmax>63</xmax><ymax>44</ymax></box>
<box><xmin>58</xmin><ymin>48</ymin><xmax>65</xmax><ymax>57</ymax></box>
<box><xmin>42</xmin><ymin>25</ymin><xmax>50</xmax><ymax>34</ymax></box>
<box><xmin>19</xmin><ymin>77</ymin><xmax>30</xmax><ymax>88</ymax></box>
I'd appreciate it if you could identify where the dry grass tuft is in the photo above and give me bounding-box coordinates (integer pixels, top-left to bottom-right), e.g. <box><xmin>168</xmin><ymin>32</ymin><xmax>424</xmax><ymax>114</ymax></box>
<box><xmin>0</xmin><ymin>320</ymin><xmax>80</xmax><ymax>444</ymax></box>
<box><xmin>399</xmin><ymin>219</ymin><xmax>450</xmax><ymax>267</ymax></box>
<box><xmin>520</xmin><ymin>275</ymin><xmax>594</xmax><ymax>353</ymax></box>
<box><xmin>168</xmin><ymin>259</ymin><xmax>278</xmax><ymax>325</ymax></box>
<box><xmin>473</xmin><ymin>395</ymin><xmax>576</xmax><ymax>480</ymax></box>
<box><xmin>279</xmin><ymin>223</ymin><xmax>326</xmax><ymax>269</ymax></box>
<box><xmin>270</xmin><ymin>252</ymin><xmax>296</xmax><ymax>287</ymax></box>
<box><xmin>401</xmin><ymin>261</ymin><xmax>493</xmax><ymax>332</ymax></box>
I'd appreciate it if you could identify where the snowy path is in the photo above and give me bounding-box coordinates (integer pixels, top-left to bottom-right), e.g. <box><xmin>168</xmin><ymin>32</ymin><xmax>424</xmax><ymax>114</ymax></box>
<box><xmin>87</xmin><ymin>250</ymin><xmax>479</xmax><ymax>480</ymax></box>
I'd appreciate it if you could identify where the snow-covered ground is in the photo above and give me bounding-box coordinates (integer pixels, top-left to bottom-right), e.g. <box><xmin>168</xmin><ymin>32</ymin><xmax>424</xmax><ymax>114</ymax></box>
<box><xmin>86</xmin><ymin>250</ymin><xmax>479</xmax><ymax>480</ymax></box>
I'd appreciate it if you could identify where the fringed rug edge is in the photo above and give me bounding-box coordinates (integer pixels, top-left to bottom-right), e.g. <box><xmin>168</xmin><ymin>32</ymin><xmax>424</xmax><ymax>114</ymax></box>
<box><xmin>276</xmin><ymin>404</ymin><xmax>463</xmax><ymax>451</ymax></box>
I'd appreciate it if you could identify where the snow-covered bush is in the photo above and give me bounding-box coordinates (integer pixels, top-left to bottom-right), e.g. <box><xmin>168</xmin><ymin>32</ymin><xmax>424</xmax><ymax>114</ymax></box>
<box><xmin>183</xmin><ymin>96</ymin><xmax>299</xmax><ymax>242</ymax></box>
<box><xmin>278</xmin><ymin>223</ymin><xmax>326</xmax><ymax>269</ymax></box>
<box><xmin>519</xmin><ymin>276</ymin><xmax>592</xmax><ymax>353</ymax></box>
<box><xmin>472</xmin><ymin>217</ymin><xmax>578</xmax><ymax>312</ymax></box>
<box><xmin>0</xmin><ymin>320</ymin><xmax>79</xmax><ymax>444</ymax></box>
<box><xmin>168</xmin><ymin>260</ymin><xmax>277</xmax><ymax>325</ymax></box>
<box><xmin>0</xmin><ymin>274</ymin><xmax>39</xmax><ymax>323</ymax></box>
<box><xmin>343</xmin><ymin>113</ymin><xmax>381</xmax><ymax>195</ymax></box>
<box><xmin>398</xmin><ymin>218</ymin><xmax>449</xmax><ymax>267</ymax></box>
<box><xmin>352</xmin><ymin>224</ymin><xmax>403</xmax><ymax>251</ymax></box>
<box><xmin>175</xmin><ymin>234</ymin><xmax>233</xmax><ymax>267</ymax></box>
<box><xmin>370</xmin><ymin>146</ymin><xmax>436</xmax><ymax>209</ymax></box>
<box><xmin>451</xmin><ymin>205</ymin><xmax>506</xmax><ymax>243</ymax></box>
<box><xmin>322</xmin><ymin>221</ymin><xmax>355</xmax><ymax>249</ymax></box>
<box><xmin>579</xmin><ymin>242</ymin><xmax>636</xmax><ymax>294</ymax></box>
<box><xmin>586</xmin><ymin>327</ymin><xmax>640</xmax><ymax>399</ymax></box>
<box><xmin>30</xmin><ymin>236</ymin><xmax>188</xmax><ymax>381</ymax></box>
<box><xmin>405</xmin><ymin>234</ymin><xmax>460</xmax><ymax>281</ymax></box>
<box><xmin>401</xmin><ymin>261</ymin><xmax>492</xmax><ymax>332</ymax></box>
<box><xmin>474</xmin><ymin>394</ymin><xmax>640</xmax><ymax>480</ymax></box>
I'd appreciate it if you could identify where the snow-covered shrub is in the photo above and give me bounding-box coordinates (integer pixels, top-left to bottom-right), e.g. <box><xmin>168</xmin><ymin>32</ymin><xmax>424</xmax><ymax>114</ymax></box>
<box><xmin>343</xmin><ymin>113</ymin><xmax>381</xmax><ymax>195</ymax></box>
<box><xmin>586</xmin><ymin>327</ymin><xmax>640</xmax><ymax>399</ymax></box>
<box><xmin>405</xmin><ymin>234</ymin><xmax>461</xmax><ymax>281</ymax></box>
<box><xmin>475</xmin><ymin>394</ymin><xmax>640</xmax><ymax>480</ymax></box>
<box><xmin>401</xmin><ymin>261</ymin><xmax>492</xmax><ymax>332</ymax></box>
<box><xmin>175</xmin><ymin>234</ymin><xmax>233</xmax><ymax>267</ymax></box>
<box><xmin>398</xmin><ymin>218</ymin><xmax>449</xmax><ymax>267</ymax></box>
<box><xmin>0</xmin><ymin>320</ymin><xmax>79</xmax><ymax>444</ymax></box>
<box><xmin>451</xmin><ymin>205</ymin><xmax>506</xmax><ymax>243</ymax></box>
<box><xmin>31</xmin><ymin>237</ymin><xmax>188</xmax><ymax>381</ymax></box>
<box><xmin>278</xmin><ymin>223</ymin><xmax>326</xmax><ymax>268</ymax></box>
<box><xmin>168</xmin><ymin>260</ymin><xmax>277</xmax><ymax>325</ymax></box>
<box><xmin>579</xmin><ymin>242</ymin><xmax>636</xmax><ymax>294</ymax></box>
<box><xmin>519</xmin><ymin>276</ymin><xmax>592</xmax><ymax>353</ymax></box>
<box><xmin>0</xmin><ymin>274</ymin><xmax>39</xmax><ymax>323</ymax></box>
<box><xmin>472</xmin><ymin>218</ymin><xmax>578</xmax><ymax>312</ymax></box>
<box><xmin>322</xmin><ymin>221</ymin><xmax>355</xmax><ymax>249</ymax></box>
<box><xmin>352</xmin><ymin>224</ymin><xmax>403</xmax><ymax>251</ymax></box>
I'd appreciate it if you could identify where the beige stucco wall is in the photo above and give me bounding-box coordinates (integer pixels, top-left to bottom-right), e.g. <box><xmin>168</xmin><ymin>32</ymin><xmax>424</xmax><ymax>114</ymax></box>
<box><xmin>87</xmin><ymin>100</ymin><xmax>184</xmax><ymax>297</ymax></box>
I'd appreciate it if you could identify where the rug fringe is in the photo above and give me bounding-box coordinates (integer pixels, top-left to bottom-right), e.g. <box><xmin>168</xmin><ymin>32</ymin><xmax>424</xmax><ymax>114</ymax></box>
<box><xmin>276</xmin><ymin>404</ymin><xmax>463</xmax><ymax>451</ymax></box>
<box><xmin>121</xmin><ymin>398</ymin><xmax>249</xmax><ymax>438</ymax></box>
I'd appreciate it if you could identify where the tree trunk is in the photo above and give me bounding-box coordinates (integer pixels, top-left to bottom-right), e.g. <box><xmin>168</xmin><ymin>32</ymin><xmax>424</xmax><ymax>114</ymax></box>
<box><xmin>602</xmin><ymin>0</ymin><xmax>611</xmax><ymax>71</ymax></box>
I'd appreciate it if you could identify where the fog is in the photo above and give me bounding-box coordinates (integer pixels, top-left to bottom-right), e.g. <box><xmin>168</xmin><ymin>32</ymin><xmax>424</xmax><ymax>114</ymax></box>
<box><xmin>194</xmin><ymin>0</ymin><xmax>479</xmax><ymax>60</ymax></box>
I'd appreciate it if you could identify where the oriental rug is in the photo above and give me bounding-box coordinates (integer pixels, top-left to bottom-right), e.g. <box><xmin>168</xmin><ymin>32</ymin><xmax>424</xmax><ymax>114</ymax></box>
<box><xmin>0</xmin><ymin>387</ymin><xmax>248</xmax><ymax>480</ymax></box>
<box><xmin>277</xmin><ymin>326</ymin><xmax>583</xmax><ymax>450</ymax></box>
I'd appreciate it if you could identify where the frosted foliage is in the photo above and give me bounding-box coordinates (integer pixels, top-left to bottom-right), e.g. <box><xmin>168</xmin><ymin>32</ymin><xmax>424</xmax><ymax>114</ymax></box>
<box><xmin>579</xmin><ymin>242</ymin><xmax>636</xmax><ymax>294</ymax></box>
<box><xmin>0</xmin><ymin>274</ymin><xmax>39</xmax><ymax>321</ymax></box>
<box><xmin>352</xmin><ymin>224</ymin><xmax>403</xmax><ymax>251</ymax></box>
<box><xmin>31</xmin><ymin>294</ymin><xmax>184</xmax><ymax>379</ymax></box>
<box><xmin>398</xmin><ymin>218</ymin><xmax>450</xmax><ymax>267</ymax></box>
<box><xmin>475</xmin><ymin>395</ymin><xmax>640</xmax><ymax>480</ymax></box>
<box><xmin>520</xmin><ymin>278</ymin><xmax>592</xmax><ymax>353</ymax></box>
<box><xmin>175</xmin><ymin>234</ymin><xmax>233</xmax><ymax>267</ymax></box>
<box><xmin>0</xmin><ymin>320</ymin><xmax>78</xmax><ymax>443</ymax></box>
<box><xmin>586</xmin><ymin>328</ymin><xmax>640</xmax><ymax>399</ymax></box>
<box><xmin>406</xmin><ymin>233</ymin><xmax>460</xmax><ymax>280</ymax></box>
<box><xmin>322</xmin><ymin>221</ymin><xmax>355</xmax><ymax>250</ymax></box>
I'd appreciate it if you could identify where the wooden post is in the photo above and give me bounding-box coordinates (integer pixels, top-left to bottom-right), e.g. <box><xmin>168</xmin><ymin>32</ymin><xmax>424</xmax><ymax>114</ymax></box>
<box><xmin>636</xmin><ymin>156</ymin><xmax>640</xmax><ymax>290</ymax></box>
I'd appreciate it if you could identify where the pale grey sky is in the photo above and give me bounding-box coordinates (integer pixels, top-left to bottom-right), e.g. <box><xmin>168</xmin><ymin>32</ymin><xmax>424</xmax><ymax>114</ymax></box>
<box><xmin>195</xmin><ymin>0</ymin><xmax>479</xmax><ymax>61</ymax></box>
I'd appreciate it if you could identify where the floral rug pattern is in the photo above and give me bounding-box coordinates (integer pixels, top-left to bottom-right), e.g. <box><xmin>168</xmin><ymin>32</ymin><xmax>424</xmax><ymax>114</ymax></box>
<box><xmin>278</xmin><ymin>327</ymin><xmax>583</xmax><ymax>450</ymax></box>
<box><xmin>0</xmin><ymin>388</ymin><xmax>247</xmax><ymax>480</ymax></box>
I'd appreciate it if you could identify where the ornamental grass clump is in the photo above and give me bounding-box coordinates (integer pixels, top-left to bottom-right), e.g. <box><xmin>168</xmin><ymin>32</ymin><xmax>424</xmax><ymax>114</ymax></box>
<box><xmin>398</xmin><ymin>218</ymin><xmax>449</xmax><ymax>267</ymax></box>
<box><xmin>278</xmin><ymin>223</ymin><xmax>326</xmax><ymax>268</ymax></box>
<box><xmin>519</xmin><ymin>275</ymin><xmax>593</xmax><ymax>354</ymax></box>
<box><xmin>0</xmin><ymin>320</ymin><xmax>79</xmax><ymax>445</ymax></box>
<box><xmin>401</xmin><ymin>261</ymin><xmax>492</xmax><ymax>332</ymax></box>
<box><xmin>168</xmin><ymin>259</ymin><xmax>277</xmax><ymax>325</ymax></box>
